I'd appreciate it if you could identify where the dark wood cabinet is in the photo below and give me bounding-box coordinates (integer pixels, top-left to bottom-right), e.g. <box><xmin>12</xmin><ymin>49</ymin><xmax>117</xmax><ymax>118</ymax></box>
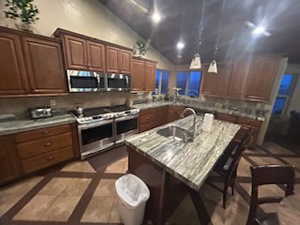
<box><xmin>201</xmin><ymin>64</ymin><xmax>232</xmax><ymax>97</ymax></box>
<box><xmin>0</xmin><ymin>135</ymin><xmax>20</xmax><ymax>185</ymax></box>
<box><xmin>0</xmin><ymin>32</ymin><xmax>29</xmax><ymax>95</ymax></box>
<box><xmin>118</xmin><ymin>49</ymin><xmax>131</xmax><ymax>74</ymax></box>
<box><xmin>138</xmin><ymin>106</ymin><xmax>185</xmax><ymax>132</ymax></box>
<box><xmin>64</xmin><ymin>35</ymin><xmax>88</xmax><ymax>70</ymax></box>
<box><xmin>87</xmin><ymin>41</ymin><xmax>106</xmax><ymax>72</ymax></box>
<box><xmin>131</xmin><ymin>59</ymin><xmax>145</xmax><ymax>91</ymax></box>
<box><xmin>106</xmin><ymin>46</ymin><xmax>119</xmax><ymax>73</ymax></box>
<box><xmin>23</xmin><ymin>37</ymin><xmax>67</xmax><ymax>94</ymax></box>
<box><xmin>144</xmin><ymin>61</ymin><xmax>156</xmax><ymax>91</ymax></box>
<box><xmin>245</xmin><ymin>55</ymin><xmax>282</xmax><ymax>102</ymax></box>
<box><xmin>227</xmin><ymin>57</ymin><xmax>251</xmax><ymax>99</ymax></box>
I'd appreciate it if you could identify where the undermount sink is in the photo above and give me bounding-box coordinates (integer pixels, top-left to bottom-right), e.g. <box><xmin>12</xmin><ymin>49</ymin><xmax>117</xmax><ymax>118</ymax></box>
<box><xmin>157</xmin><ymin>126</ymin><xmax>192</xmax><ymax>143</ymax></box>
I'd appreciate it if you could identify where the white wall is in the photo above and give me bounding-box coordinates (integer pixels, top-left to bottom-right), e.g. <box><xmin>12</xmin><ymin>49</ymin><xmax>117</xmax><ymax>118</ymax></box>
<box><xmin>0</xmin><ymin>0</ymin><xmax>174</xmax><ymax>70</ymax></box>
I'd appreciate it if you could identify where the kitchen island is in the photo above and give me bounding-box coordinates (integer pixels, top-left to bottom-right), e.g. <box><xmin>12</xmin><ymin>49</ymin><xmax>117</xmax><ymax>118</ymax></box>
<box><xmin>125</xmin><ymin>115</ymin><xmax>240</xmax><ymax>225</ymax></box>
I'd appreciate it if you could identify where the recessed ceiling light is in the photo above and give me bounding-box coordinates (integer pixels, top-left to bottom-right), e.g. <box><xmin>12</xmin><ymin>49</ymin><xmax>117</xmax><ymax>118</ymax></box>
<box><xmin>176</xmin><ymin>41</ymin><xmax>185</xmax><ymax>50</ymax></box>
<box><xmin>252</xmin><ymin>26</ymin><xmax>266</xmax><ymax>35</ymax></box>
<box><xmin>151</xmin><ymin>11</ymin><xmax>161</xmax><ymax>24</ymax></box>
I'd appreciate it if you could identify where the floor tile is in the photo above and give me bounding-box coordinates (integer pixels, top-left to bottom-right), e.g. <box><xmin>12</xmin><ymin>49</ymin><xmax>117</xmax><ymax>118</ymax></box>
<box><xmin>38</xmin><ymin>177</ymin><xmax>91</xmax><ymax>197</ymax></box>
<box><xmin>81</xmin><ymin>196</ymin><xmax>114</xmax><ymax>223</ymax></box>
<box><xmin>61</xmin><ymin>161</ymin><xmax>96</xmax><ymax>173</ymax></box>
<box><xmin>263</xmin><ymin>142</ymin><xmax>296</xmax><ymax>156</ymax></box>
<box><xmin>14</xmin><ymin>194</ymin><xmax>81</xmax><ymax>221</ymax></box>
<box><xmin>94</xmin><ymin>178</ymin><xmax>117</xmax><ymax>197</ymax></box>
<box><xmin>0</xmin><ymin>176</ymin><xmax>43</xmax><ymax>216</ymax></box>
<box><xmin>104</xmin><ymin>157</ymin><xmax>128</xmax><ymax>173</ymax></box>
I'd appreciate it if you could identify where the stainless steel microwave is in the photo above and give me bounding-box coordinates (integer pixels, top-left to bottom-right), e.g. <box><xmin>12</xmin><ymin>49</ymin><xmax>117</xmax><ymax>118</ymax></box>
<box><xmin>67</xmin><ymin>70</ymin><xmax>105</xmax><ymax>92</ymax></box>
<box><xmin>106</xmin><ymin>73</ymin><xmax>131</xmax><ymax>92</ymax></box>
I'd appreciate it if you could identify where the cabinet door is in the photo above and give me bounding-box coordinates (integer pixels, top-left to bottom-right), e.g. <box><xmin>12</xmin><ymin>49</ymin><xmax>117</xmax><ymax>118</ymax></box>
<box><xmin>227</xmin><ymin>57</ymin><xmax>252</xmax><ymax>99</ymax></box>
<box><xmin>118</xmin><ymin>49</ymin><xmax>131</xmax><ymax>74</ymax></box>
<box><xmin>87</xmin><ymin>41</ymin><xmax>105</xmax><ymax>72</ymax></box>
<box><xmin>64</xmin><ymin>35</ymin><xmax>88</xmax><ymax>70</ymax></box>
<box><xmin>245</xmin><ymin>55</ymin><xmax>282</xmax><ymax>102</ymax></box>
<box><xmin>201</xmin><ymin>64</ymin><xmax>231</xmax><ymax>97</ymax></box>
<box><xmin>0</xmin><ymin>135</ymin><xmax>20</xmax><ymax>185</ymax></box>
<box><xmin>144</xmin><ymin>61</ymin><xmax>156</xmax><ymax>91</ymax></box>
<box><xmin>106</xmin><ymin>46</ymin><xmax>119</xmax><ymax>73</ymax></box>
<box><xmin>23</xmin><ymin>37</ymin><xmax>67</xmax><ymax>94</ymax></box>
<box><xmin>131</xmin><ymin>59</ymin><xmax>145</xmax><ymax>91</ymax></box>
<box><xmin>0</xmin><ymin>32</ymin><xmax>29</xmax><ymax>95</ymax></box>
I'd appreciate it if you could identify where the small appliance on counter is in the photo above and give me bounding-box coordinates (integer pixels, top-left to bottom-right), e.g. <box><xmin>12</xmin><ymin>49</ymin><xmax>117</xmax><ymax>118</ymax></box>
<box><xmin>29</xmin><ymin>106</ymin><xmax>53</xmax><ymax>119</ymax></box>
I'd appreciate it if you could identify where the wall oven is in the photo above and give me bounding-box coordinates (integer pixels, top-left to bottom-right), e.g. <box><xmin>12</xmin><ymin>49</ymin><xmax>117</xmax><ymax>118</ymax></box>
<box><xmin>106</xmin><ymin>74</ymin><xmax>131</xmax><ymax>91</ymax></box>
<box><xmin>78</xmin><ymin>120</ymin><xmax>114</xmax><ymax>159</ymax></box>
<box><xmin>67</xmin><ymin>70</ymin><xmax>105</xmax><ymax>92</ymax></box>
<box><xmin>115</xmin><ymin>115</ymin><xmax>138</xmax><ymax>144</ymax></box>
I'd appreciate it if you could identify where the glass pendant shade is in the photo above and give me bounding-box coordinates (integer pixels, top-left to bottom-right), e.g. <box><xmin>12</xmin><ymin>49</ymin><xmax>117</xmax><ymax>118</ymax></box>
<box><xmin>189</xmin><ymin>53</ymin><xmax>202</xmax><ymax>70</ymax></box>
<box><xmin>208</xmin><ymin>60</ymin><xmax>218</xmax><ymax>74</ymax></box>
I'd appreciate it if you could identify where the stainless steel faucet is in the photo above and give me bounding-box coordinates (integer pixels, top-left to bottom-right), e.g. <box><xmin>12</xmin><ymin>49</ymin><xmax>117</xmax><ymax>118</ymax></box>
<box><xmin>180</xmin><ymin>108</ymin><xmax>197</xmax><ymax>140</ymax></box>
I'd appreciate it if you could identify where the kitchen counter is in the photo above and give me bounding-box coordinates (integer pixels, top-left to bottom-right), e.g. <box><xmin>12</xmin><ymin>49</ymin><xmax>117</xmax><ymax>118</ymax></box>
<box><xmin>125</xmin><ymin>115</ymin><xmax>240</xmax><ymax>191</ymax></box>
<box><xmin>0</xmin><ymin>114</ymin><xmax>76</xmax><ymax>136</ymax></box>
<box><xmin>133</xmin><ymin>101</ymin><xmax>265</xmax><ymax>121</ymax></box>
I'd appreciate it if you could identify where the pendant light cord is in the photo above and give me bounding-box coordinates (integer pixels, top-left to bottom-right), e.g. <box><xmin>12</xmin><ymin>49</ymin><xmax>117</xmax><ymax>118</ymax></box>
<box><xmin>198</xmin><ymin>0</ymin><xmax>206</xmax><ymax>53</ymax></box>
<box><xmin>214</xmin><ymin>0</ymin><xmax>226</xmax><ymax>59</ymax></box>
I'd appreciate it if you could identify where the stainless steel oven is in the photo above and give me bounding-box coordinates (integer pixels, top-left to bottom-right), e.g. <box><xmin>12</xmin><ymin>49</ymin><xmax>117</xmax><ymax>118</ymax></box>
<box><xmin>67</xmin><ymin>70</ymin><xmax>105</xmax><ymax>92</ymax></box>
<box><xmin>106</xmin><ymin>74</ymin><xmax>131</xmax><ymax>91</ymax></box>
<box><xmin>78</xmin><ymin>119</ymin><xmax>114</xmax><ymax>159</ymax></box>
<box><xmin>115</xmin><ymin>115</ymin><xmax>138</xmax><ymax>144</ymax></box>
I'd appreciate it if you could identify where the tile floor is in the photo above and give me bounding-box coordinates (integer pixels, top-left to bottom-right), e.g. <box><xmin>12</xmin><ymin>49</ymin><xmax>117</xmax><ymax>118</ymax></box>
<box><xmin>0</xmin><ymin>142</ymin><xmax>299</xmax><ymax>225</ymax></box>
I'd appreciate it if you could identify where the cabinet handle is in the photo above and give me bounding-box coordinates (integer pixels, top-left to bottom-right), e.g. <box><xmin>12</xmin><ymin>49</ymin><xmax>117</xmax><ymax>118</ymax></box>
<box><xmin>47</xmin><ymin>156</ymin><xmax>54</xmax><ymax>161</ymax></box>
<box><xmin>44</xmin><ymin>142</ymin><xmax>52</xmax><ymax>147</ymax></box>
<box><xmin>43</xmin><ymin>130</ymin><xmax>49</xmax><ymax>135</ymax></box>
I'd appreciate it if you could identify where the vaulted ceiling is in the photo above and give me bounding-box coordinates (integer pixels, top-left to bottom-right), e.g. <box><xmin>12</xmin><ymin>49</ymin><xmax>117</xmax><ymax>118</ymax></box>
<box><xmin>100</xmin><ymin>0</ymin><xmax>300</xmax><ymax>65</ymax></box>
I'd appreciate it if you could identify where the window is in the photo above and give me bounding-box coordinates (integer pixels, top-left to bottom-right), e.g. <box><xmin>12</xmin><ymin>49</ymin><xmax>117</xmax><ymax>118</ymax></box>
<box><xmin>176</xmin><ymin>71</ymin><xmax>202</xmax><ymax>97</ymax></box>
<box><xmin>155</xmin><ymin>70</ymin><xmax>169</xmax><ymax>94</ymax></box>
<box><xmin>272</xmin><ymin>74</ymin><xmax>295</xmax><ymax>115</ymax></box>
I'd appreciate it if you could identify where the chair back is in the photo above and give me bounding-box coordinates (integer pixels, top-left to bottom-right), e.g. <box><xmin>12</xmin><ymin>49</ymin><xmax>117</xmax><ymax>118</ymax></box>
<box><xmin>246</xmin><ymin>165</ymin><xmax>295</xmax><ymax>225</ymax></box>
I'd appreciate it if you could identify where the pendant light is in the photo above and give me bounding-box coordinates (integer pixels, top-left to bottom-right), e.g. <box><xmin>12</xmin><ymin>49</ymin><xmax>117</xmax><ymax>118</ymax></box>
<box><xmin>208</xmin><ymin>0</ymin><xmax>226</xmax><ymax>75</ymax></box>
<box><xmin>189</xmin><ymin>0</ymin><xmax>206</xmax><ymax>70</ymax></box>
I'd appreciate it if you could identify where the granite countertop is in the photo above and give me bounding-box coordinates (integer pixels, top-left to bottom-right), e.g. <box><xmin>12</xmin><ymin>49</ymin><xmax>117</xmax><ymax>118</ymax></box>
<box><xmin>0</xmin><ymin>114</ymin><xmax>76</xmax><ymax>136</ymax></box>
<box><xmin>125</xmin><ymin>115</ymin><xmax>241</xmax><ymax>191</ymax></box>
<box><xmin>133</xmin><ymin>101</ymin><xmax>175</xmax><ymax>110</ymax></box>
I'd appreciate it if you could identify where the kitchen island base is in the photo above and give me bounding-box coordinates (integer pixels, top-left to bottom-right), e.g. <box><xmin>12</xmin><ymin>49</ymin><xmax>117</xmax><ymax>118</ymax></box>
<box><xmin>127</xmin><ymin>146</ymin><xmax>212</xmax><ymax>225</ymax></box>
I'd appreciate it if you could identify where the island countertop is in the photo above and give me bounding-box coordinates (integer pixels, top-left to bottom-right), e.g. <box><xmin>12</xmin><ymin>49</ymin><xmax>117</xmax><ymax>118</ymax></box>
<box><xmin>125</xmin><ymin>115</ymin><xmax>241</xmax><ymax>191</ymax></box>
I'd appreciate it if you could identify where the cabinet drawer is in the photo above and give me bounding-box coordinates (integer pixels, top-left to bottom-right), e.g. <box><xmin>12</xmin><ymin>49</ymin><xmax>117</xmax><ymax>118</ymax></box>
<box><xmin>17</xmin><ymin>132</ymin><xmax>72</xmax><ymax>159</ymax></box>
<box><xmin>16</xmin><ymin>124</ymin><xmax>72</xmax><ymax>143</ymax></box>
<box><xmin>21</xmin><ymin>147</ymin><xmax>74</xmax><ymax>174</ymax></box>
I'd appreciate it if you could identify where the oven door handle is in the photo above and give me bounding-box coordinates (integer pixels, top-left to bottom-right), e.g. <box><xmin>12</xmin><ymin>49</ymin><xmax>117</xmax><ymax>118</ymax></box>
<box><xmin>78</xmin><ymin>119</ymin><xmax>113</xmax><ymax>130</ymax></box>
<box><xmin>116</xmin><ymin>115</ymin><xmax>138</xmax><ymax>122</ymax></box>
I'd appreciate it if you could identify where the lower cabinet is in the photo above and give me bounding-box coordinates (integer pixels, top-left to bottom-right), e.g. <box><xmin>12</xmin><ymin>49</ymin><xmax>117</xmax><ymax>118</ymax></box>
<box><xmin>138</xmin><ymin>106</ymin><xmax>185</xmax><ymax>132</ymax></box>
<box><xmin>0</xmin><ymin>135</ymin><xmax>20</xmax><ymax>185</ymax></box>
<box><xmin>215</xmin><ymin>113</ymin><xmax>263</xmax><ymax>145</ymax></box>
<box><xmin>0</xmin><ymin>123</ymin><xmax>78</xmax><ymax>185</ymax></box>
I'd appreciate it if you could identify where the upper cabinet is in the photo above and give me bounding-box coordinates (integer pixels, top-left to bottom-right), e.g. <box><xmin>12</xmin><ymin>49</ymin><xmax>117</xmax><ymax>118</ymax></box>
<box><xmin>201</xmin><ymin>64</ymin><xmax>231</xmax><ymax>97</ymax></box>
<box><xmin>118</xmin><ymin>49</ymin><xmax>131</xmax><ymax>74</ymax></box>
<box><xmin>106</xmin><ymin>46</ymin><xmax>119</xmax><ymax>73</ymax></box>
<box><xmin>23</xmin><ymin>37</ymin><xmax>67</xmax><ymax>94</ymax></box>
<box><xmin>131</xmin><ymin>59</ymin><xmax>145</xmax><ymax>91</ymax></box>
<box><xmin>0</xmin><ymin>27</ymin><xmax>67</xmax><ymax>97</ymax></box>
<box><xmin>245</xmin><ymin>55</ymin><xmax>282</xmax><ymax>102</ymax></box>
<box><xmin>201</xmin><ymin>55</ymin><xmax>284</xmax><ymax>103</ymax></box>
<box><xmin>0</xmin><ymin>32</ymin><xmax>29</xmax><ymax>95</ymax></box>
<box><xmin>87</xmin><ymin>41</ymin><xmax>106</xmax><ymax>72</ymax></box>
<box><xmin>144</xmin><ymin>61</ymin><xmax>156</xmax><ymax>91</ymax></box>
<box><xmin>63</xmin><ymin>35</ymin><xmax>88</xmax><ymax>70</ymax></box>
<box><xmin>56</xmin><ymin>29</ymin><xmax>132</xmax><ymax>74</ymax></box>
<box><xmin>131</xmin><ymin>58</ymin><xmax>157</xmax><ymax>92</ymax></box>
<box><xmin>227</xmin><ymin>57</ymin><xmax>251</xmax><ymax>99</ymax></box>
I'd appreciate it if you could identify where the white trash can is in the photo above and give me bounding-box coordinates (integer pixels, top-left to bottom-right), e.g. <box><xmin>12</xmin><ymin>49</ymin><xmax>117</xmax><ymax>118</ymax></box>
<box><xmin>115</xmin><ymin>173</ymin><xmax>150</xmax><ymax>225</ymax></box>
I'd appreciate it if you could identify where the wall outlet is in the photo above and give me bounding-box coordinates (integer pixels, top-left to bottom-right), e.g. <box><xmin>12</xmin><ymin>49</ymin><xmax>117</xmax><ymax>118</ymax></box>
<box><xmin>50</xmin><ymin>99</ymin><xmax>56</xmax><ymax>107</ymax></box>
